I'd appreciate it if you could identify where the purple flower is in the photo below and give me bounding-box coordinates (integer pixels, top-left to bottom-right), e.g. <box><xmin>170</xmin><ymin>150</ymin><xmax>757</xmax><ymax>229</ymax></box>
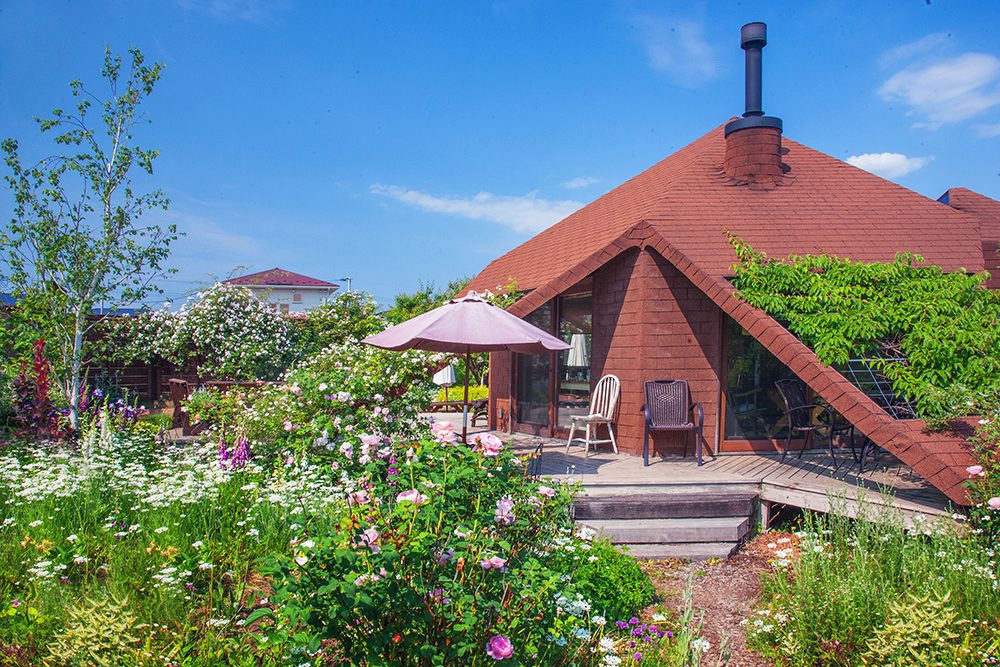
<box><xmin>486</xmin><ymin>635</ymin><xmax>513</xmax><ymax>660</ymax></box>
<box><xmin>629</xmin><ymin>617</ymin><xmax>639</xmax><ymax>625</ymax></box>
<box><xmin>633</xmin><ymin>652</ymin><xmax>642</xmax><ymax>661</ymax></box>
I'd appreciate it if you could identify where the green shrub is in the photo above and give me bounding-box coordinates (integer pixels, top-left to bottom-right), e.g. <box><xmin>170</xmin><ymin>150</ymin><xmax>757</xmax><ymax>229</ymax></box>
<box><xmin>434</xmin><ymin>385</ymin><xmax>488</xmax><ymax>402</ymax></box>
<box><xmin>553</xmin><ymin>535</ymin><xmax>655</xmax><ymax>620</ymax></box>
<box><xmin>266</xmin><ymin>434</ymin><xmax>601</xmax><ymax>665</ymax></box>
<box><xmin>858</xmin><ymin>590</ymin><xmax>959</xmax><ymax>667</ymax></box>
<box><xmin>137</xmin><ymin>411</ymin><xmax>173</xmax><ymax>431</ymax></box>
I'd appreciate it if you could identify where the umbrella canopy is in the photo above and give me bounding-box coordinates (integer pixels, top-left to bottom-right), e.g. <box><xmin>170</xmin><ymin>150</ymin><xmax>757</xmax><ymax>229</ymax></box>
<box><xmin>362</xmin><ymin>291</ymin><xmax>569</xmax><ymax>354</ymax></box>
<box><xmin>362</xmin><ymin>291</ymin><xmax>569</xmax><ymax>441</ymax></box>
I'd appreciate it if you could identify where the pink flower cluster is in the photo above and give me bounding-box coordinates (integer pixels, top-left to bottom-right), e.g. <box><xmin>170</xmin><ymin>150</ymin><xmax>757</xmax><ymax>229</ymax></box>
<box><xmin>968</xmin><ymin>465</ymin><xmax>986</xmax><ymax>477</ymax></box>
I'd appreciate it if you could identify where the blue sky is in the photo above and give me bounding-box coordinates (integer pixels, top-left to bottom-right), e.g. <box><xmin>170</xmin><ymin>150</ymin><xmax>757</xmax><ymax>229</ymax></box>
<box><xmin>2</xmin><ymin>1</ymin><xmax>999</xmax><ymax>306</ymax></box>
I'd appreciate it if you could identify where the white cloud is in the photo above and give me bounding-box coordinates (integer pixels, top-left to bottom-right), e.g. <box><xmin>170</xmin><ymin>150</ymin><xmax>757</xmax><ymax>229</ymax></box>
<box><xmin>174</xmin><ymin>0</ymin><xmax>289</xmax><ymax>24</ymax></box>
<box><xmin>845</xmin><ymin>153</ymin><xmax>934</xmax><ymax>178</ymax></box>
<box><xmin>632</xmin><ymin>15</ymin><xmax>720</xmax><ymax>87</ymax></box>
<box><xmin>369</xmin><ymin>184</ymin><xmax>583</xmax><ymax>234</ymax></box>
<box><xmin>879</xmin><ymin>53</ymin><xmax>1000</xmax><ymax>128</ymax></box>
<box><xmin>563</xmin><ymin>176</ymin><xmax>599</xmax><ymax>189</ymax></box>
<box><xmin>879</xmin><ymin>33</ymin><xmax>950</xmax><ymax>68</ymax></box>
<box><xmin>972</xmin><ymin>122</ymin><xmax>1000</xmax><ymax>137</ymax></box>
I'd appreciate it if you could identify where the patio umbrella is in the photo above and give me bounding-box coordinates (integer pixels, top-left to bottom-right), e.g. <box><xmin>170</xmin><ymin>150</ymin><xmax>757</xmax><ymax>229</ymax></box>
<box><xmin>362</xmin><ymin>291</ymin><xmax>569</xmax><ymax>442</ymax></box>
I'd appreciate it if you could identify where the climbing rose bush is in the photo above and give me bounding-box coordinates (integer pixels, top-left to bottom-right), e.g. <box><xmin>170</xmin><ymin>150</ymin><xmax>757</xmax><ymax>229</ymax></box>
<box><xmin>110</xmin><ymin>282</ymin><xmax>296</xmax><ymax>380</ymax></box>
<box><xmin>266</xmin><ymin>435</ymin><xmax>602</xmax><ymax>666</ymax></box>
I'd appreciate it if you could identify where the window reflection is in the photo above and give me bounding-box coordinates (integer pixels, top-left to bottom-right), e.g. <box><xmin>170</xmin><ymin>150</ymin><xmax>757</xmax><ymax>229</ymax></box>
<box><xmin>724</xmin><ymin>317</ymin><xmax>796</xmax><ymax>440</ymax></box>
<box><xmin>516</xmin><ymin>303</ymin><xmax>551</xmax><ymax>425</ymax></box>
<box><xmin>557</xmin><ymin>293</ymin><xmax>592</xmax><ymax>429</ymax></box>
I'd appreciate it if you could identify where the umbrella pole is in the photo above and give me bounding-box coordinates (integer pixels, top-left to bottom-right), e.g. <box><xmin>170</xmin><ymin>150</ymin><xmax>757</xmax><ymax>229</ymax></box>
<box><xmin>462</xmin><ymin>348</ymin><xmax>470</xmax><ymax>443</ymax></box>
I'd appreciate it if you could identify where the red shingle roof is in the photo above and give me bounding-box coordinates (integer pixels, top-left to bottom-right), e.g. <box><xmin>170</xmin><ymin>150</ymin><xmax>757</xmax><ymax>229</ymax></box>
<box><xmin>225</xmin><ymin>268</ymin><xmax>339</xmax><ymax>289</ymax></box>
<box><xmin>468</xmin><ymin>120</ymin><xmax>984</xmax><ymax>294</ymax></box>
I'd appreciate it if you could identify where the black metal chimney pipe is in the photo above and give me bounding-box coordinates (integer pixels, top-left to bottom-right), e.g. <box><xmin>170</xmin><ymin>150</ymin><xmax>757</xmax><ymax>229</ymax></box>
<box><xmin>742</xmin><ymin>22</ymin><xmax>766</xmax><ymax>117</ymax></box>
<box><xmin>724</xmin><ymin>22</ymin><xmax>782</xmax><ymax>137</ymax></box>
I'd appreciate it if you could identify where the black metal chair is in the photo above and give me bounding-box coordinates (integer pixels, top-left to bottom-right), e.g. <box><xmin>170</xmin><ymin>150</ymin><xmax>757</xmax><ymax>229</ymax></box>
<box><xmin>775</xmin><ymin>379</ymin><xmax>855</xmax><ymax>470</ymax></box>
<box><xmin>642</xmin><ymin>380</ymin><xmax>704</xmax><ymax>467</ymax></box>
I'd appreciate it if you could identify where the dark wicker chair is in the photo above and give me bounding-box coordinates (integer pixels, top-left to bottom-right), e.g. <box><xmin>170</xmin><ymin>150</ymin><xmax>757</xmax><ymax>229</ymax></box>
<box><xmin>775</xmin><ymin>379</ymin><xmax>855</xmax><ymax>470</ymax></box>
<box><xmin>642</xmin><ymin>380</ymin><xmax>704</xmax><ymax>467</ymax></box>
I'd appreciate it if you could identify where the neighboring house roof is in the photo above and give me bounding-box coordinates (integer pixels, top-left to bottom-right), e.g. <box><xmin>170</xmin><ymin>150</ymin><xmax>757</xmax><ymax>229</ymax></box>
<box><xmin>465</xmin><ymin>119</ymin><xmax>999</xmax><ymax>505</ymax></box>
<box><xmin>0</xmin><ymin>293</ymin><xmax>16</xmax><ymax>307</ymax></box>
<box><xmin>225</xmin><ymin>268</ymin><xmax>339</xmax><ymax>289</ymax></box>
<box><xmin>468</xmin><ymin>120</ymin><xmax>984</xmax><ymax>295</ymax></box>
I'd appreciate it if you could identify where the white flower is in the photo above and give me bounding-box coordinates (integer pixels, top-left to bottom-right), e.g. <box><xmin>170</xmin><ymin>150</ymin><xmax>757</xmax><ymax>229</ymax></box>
<box><xmin>592</xmin><ymin>615</ymin><xmax>606</xmax><ymax>626</ymax></box>
<box><xmin>191</xmin><ymin>541</ymin><xmax>204</xmax><ymax>549</ymax></box>
<box><xmin>154</xmin><ymin>526</ymin><xmax>169</xmax><ymax>534</ymax></box>
<box><xmin>66</xmin><ymin>534</ymin><xmax>79</xmax><ymax>542</ymax></box>
<box><xmin>692</xmin><ymin>638</ymin><xmax>711</xmax><ymax>653</ymax></box>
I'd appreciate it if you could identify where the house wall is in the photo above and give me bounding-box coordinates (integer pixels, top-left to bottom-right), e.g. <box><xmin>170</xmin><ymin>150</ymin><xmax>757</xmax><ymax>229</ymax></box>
<box><xmin>592</xmin><ymin>246</ymin><xmax>723</xmax><ymax>457</ymax></box>
<box><xmin>247</xmin><ymin>287</ymin><xmax>335</xmax><ymax>312</ymax></box>
<box><xmin>492</xmin><ymin>245</ymin><xmax>724</xmax><ymax>457</ymax></box>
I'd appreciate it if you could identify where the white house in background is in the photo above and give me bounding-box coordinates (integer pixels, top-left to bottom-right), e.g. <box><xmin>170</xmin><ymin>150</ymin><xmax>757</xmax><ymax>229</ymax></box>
<box><xmin>224</xmin><ymin>268</ymin><xmax>339</xmax><ymax>313</ymax></box>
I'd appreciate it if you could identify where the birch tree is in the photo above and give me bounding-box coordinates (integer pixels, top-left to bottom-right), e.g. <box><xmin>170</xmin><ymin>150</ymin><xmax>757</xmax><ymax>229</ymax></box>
<box><xmin>1</xmin><ymin>46</ymin><xmax>178</xmax><ymax>430</ymax></box>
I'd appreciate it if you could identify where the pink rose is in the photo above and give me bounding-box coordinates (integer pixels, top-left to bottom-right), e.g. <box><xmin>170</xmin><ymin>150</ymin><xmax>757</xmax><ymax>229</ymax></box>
<box><xmin>431</xmin><ymin>422</ymin><xmax>457</xmax><ymax>444</ymax></box>
<box><xmin>472</xmin><ymin>433</ymin><xmax>504</xmax><ymax>457</ymax></box>
<box><xmin>494</xmin><ymin>496</ymin><xmax>516</xmax><ymax>526</ymax></box>
<box><xmin>283</xmin><ymin>420</ymin><xmax>294</xmax><ymax>432</ymax></box>
<box><xmin>348</xmin><ymin>490</ymin><xmax>371</xmax><ymax>506</ymax></box>
<box><xmin>537</xmin><ymin>486</ymin><xmax>555</xmax><ymax>499</ymax></box>
<box><xmin>988</xmin><ymin>497</ymin><xmax>1000</xmax><ymax>510</ymax></box>
<box><xmin>967</xmin><ymin>465</ymin><xmax>986</xmax><ymax>477</ymax></box>
<box><xmin>360</xmin><ymin>433</ymin><xmax>381</xmax><ymax>447</ymax></box>
<box><xmin>479</xmin><ymin>555</ymin><xmax>507</xmax><ymax>570</ymax></box>
<box><xmin>396</xmin><ymin>489</ymin><xmax>429</xmax><ymax>505</ymax></box>
<box><xmin>361</xmin><ymin>527</ymin><xmax>380</xmax><ymax>552</ymax></box>
<box><xmin>487</xmin><ymin>635</ymin><xmax>513</xmax><ymax>660</ymax></box>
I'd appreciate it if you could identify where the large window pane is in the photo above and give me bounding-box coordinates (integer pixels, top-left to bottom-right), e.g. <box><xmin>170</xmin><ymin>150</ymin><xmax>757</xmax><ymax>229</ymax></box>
<box><xmin>724</xmin><ymin>317</ymin><xmax>796</xmax><ymax>440</ymax></box>
<box><xmin>516</xmin><ymin>302</ymin><xmax>552</xmax><ymax>425</ymax></box>
<box><xmin>557</xmin><ymin>293</ymin><xmax>592</xmax><ymax>429</ymax></box>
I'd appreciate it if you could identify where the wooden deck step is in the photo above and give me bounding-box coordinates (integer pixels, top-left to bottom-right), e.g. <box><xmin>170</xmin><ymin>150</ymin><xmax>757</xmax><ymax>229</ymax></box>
<box><xmin>573</xmin><ymin>491</ymin><xmax>756</xmax><ymax>520</ymax></box>
<box><xmin>579</xmin><ymin>516</ymin><xmax>751</xmax><ymax>544</ymax></box>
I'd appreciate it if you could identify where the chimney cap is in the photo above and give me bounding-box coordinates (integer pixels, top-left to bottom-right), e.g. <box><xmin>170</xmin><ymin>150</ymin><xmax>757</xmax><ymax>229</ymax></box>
<box><xmin>740</xmin><ymin>22</ymin><xmax>767</xmax><ymax>49</ymax></box>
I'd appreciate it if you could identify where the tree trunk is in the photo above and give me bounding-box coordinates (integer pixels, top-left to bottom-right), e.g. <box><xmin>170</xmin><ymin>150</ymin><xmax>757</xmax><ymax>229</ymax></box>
<box><xmin>69</xmin><ymin>325</ymin><xmax>84</xmax><ymax>431</ymax></box>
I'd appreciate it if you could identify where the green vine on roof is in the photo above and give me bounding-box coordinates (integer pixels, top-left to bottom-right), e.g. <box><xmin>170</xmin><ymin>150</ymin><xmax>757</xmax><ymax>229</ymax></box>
<box><xmin>726</xmin><ymin>231</ymin><xmax>1000</xmax><ymax>424</ymax></box>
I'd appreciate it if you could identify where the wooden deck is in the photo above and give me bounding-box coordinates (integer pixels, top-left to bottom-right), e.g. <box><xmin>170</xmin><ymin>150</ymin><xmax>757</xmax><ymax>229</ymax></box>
<box><xmin>502</xmin><ymin>432</ymin><xmax>957</xmax><ymax>525</ymax></box>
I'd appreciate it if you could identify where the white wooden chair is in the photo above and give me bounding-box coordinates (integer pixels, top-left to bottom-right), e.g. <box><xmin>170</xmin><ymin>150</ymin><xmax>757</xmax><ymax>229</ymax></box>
<box><xmin>565</xmin><ymin>374</ymin><xmax>620</xmax><ymax>456</ymax></box>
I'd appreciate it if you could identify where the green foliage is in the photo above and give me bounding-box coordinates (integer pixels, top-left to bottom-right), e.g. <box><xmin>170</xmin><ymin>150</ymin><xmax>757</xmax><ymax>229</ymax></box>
<box><xmin>728</xmin><ymin>233</ymin><xmax>1000</xmax><ymax>421</ymax></box>
<box><xmin>383</xmin><ymin>278</ymin><xmax>472</xmax><ymax>325</ymax></box>
<box><xmin>286</xmin><ymin>290</ymin><xmax>388</xmax><ymax>358</ymax></box>
<box><xmin>857</xmin><ymin>590</ymin><xmax>959</xmax><ymax>667</ymax></box>
<box><xmin>552</xmin><ymin>538</ymin><xmax>654</xmax><ymax>620</ymax></box>
<box><xmin>744</xmin><ymin>505</ymin><xmax>1000</xmax><ymax>666</ymax></box>
<box><xmin>45</xmin><ymin>593</ymin><xmax>143</xmax><ymax>667</ymax></box>
<box><xmin>1</xmin><ymin>46</ymin><xmax>179</xmax><ymax>430</ymax></box>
